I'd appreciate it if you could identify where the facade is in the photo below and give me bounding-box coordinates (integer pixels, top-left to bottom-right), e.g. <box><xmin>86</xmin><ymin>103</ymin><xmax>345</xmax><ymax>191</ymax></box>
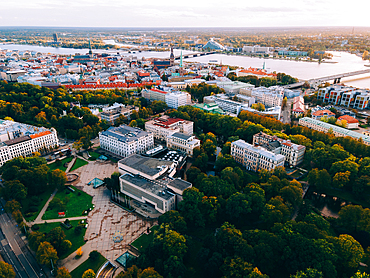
<box><xmin>250</xmin><ymin>86</ymin><xmax>284</xmax><ymax>108</ymax></box>
<box><xmin>237</xmin><ymin>67</ymin><xmax>277</xmax><ymax>79</ymax></box>
<box><xmin>317</xmin><ymin>85</ymin><xmax>356</xmax><ymax>106</ymax></box>
<box><xmin>311</xmin><ymin>109</ymin><xmax>335</xmax><ymax>120</ymax></box>
<box><xmin>0</xmin><ymin>120</ymin><xmax>59</xmax><ymax>166</ymax></box>
<box><xmin>99</xmin><ymin>125</ymin><xmax>154</xmax><ymax>157</ymax></box>
<box><xmin>242</xmin><ymin>45</ymin><xmax>271</xmax><ymax>54</ymax></box>
<box><xmin>203</xmin><ymin>94</ymin><xmax>252</xmax><ymax>115</ymax></box>
<box><xmin>253</xmin><ymin>132</ymin><xmax>306</xmax><ymax>167</ymax></box>
<box><xmin>165</xmin><ymin>91</ymin><xmax>191</xmax><ymax>109</ymax></box>
<box><xmin>338</xmin><ymin>115</ymin><xmax>359</xmax><ymax>129</ymax></box>
<box><xmin>167</xmin><ymin>133</ymin><xmax>200</xmax><ymax>156</ymax></box>
<box><xmin>353</xmin><ymin>91</ymin><xmax>370</xmax><ymax>110</ymax></box>
<box><xmin>100</xmin><ymin>104</ymin><xmax>139</xmax><ymax>124</ymax></box>
<box><xmin>118</xmin><ymin>154</ymin><xmax>192</xmax><ymax>214</ymax></box>
<box><xmin>299</xmin><ymin>117</ymin><xmax>370</xmax><ymax>145</ymax></box>
<box><xmin>231</xmin><ymin>139</ymin><xmax>285</xmax><ymax>172</ymax></box>
<box><xmin>292</xmin><ymin>96</ymin><xmax>305</xmax><ymax>116</ymax></box>
<box><xmin>145</xmin><ymin>116</ymin><xmax>194</xmax><ymax>141</ymax></box>
<box><xmin>141</xmin><ymin>88</ymin><xmax>168</xmax><ymax>102</ymax></box>
<box><xmin>193</xmin><ymin>103</ymin><xmax>225</xmax><ymax>114</ymax></box>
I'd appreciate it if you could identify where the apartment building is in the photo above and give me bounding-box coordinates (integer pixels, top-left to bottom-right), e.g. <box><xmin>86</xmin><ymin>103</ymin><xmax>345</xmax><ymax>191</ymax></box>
<box><xmin>299</xmin><ymin>117</ymin><xmax>370</xmax><ymax>145</ymax></box>
<box><xmin>311</xmin><ymin>109</ymin><xmax>335</xmax><ymax>120</ymax></box>
<box><xmin>0</xmin><ymin>120</ymin><xmax>59</xmax><ymax>166</ymax></box>
<box><xmin>165</xmin><ymin>91</ymin><xmax>191</xmax><ymax>109</ymax></box>
<box><xmin>145</xmin><ymin>116</ymin><xmax>194</xmax><ymax>141</ymax></box>
<box><xmin>253</xmin><ymin>132</ymin><xmax>306</xmax><ymax>167</ymax></box>
<box><xmin>141</xmin><ymin>88</ymin><xmax>168</xmax><ymax>102</ymax></box>
<box><xmin>118</xmin><ymin>154</ymin><xmax>192</xmax><ymax>214</ymax></box>
<box><xmin>231</xmin><ymin>139</ymin><xmax>285</xmax><ymax>172</ymax></box>
<box><xmin>250</xmin><ymin>86</ymin><xmax>284</xmax><ymax>108</ymax></box>
<box><xmin>99</xmin><ymin>125</ymin><xmax>154</xmax><ymax>157</ymax></box>
<box><xmin>166</xmin><ymin>133</ymin><xmax>200</xmax><ymax>157</ymax></box>
<box><xmin>292</xmin><ymin>96</ymin><xmax>305</xmax><ymax>116</ymax></box>
<box><xmin>100</xmin><ymin>104</ymin><xmax>139</xmax><ymax>124</ymax></box>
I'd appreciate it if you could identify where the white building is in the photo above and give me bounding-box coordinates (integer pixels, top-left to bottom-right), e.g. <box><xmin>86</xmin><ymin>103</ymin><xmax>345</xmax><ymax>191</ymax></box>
<box><xmin>165</xmin><ymin>91</ymin><xmax>191</xmax><ymax>109</ymax></box>
<box><xmin>145</xmin><ymin>116</ymin><xmax>194</xmax><ymax>141</ymax></box>
<box><xmin>167</xmin><ymin>133</ymin><xmax>200</xmax><ymax>157</ymax></box>
<box><xmin>100</xmin><ymin>104</ymin><xmax>139</xmax><ymax>124</ymax></box>
<box><xmin>0</xmin><ymin>120</ymin><xmax>59</xmax><ymax>166</ymax></box>
<box><xmin>203</xmin><ymin>94</ymin><xmax>252</xmax><ymax>115</ymax></box>
<box><xmin>242</xmin><ymin>45</ymin><xmax>271</xmax><ymax>54</ymax></box>
<box><xmin>299</xmin><ymin>117</ymin><xmax>370</xmax><ymax>145</ymax></box>
<box><xmin>231</xmin><ymin>139</ymin><xmax>285</xmax><ymax>172</ymax></box>
<box><xmin>253</xmin><ymin>132</ymin><xmax>306</xmax><ymax>167</ymax></box>
<box><xmin>99</xmin><ymin>125</ymin><xmax>154</xmax><ymax>157</ymax></box>
<box><xmin>250</xmin><ymin>86</ymin><xmax>284</xmax><ymax>108</ymax></box>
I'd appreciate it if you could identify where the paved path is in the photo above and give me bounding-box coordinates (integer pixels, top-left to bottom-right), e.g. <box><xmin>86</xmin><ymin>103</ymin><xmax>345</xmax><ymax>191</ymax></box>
<box><xmin>32</xmin><ymin>216</ymin><xmax>88</xmax><ymax>225</ymax></box>
<box><xmin>59</xmin><ymin>161</ymin><xmax>156</xmax><ymax>272</ymax></box>
<box><xmin>31</xmin><ymin>188</ymin><xmax>58</xmax><ymax>225</ymax></box>
<box><xmin>65</xmin><ymin>156</ymin><xmax>77</xmax><ymax>173</ymax></box>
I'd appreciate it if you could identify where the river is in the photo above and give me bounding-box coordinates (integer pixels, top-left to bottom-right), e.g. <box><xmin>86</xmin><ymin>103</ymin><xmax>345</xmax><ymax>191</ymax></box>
<box><xmin>1</xmin><ymin>43</ymin><xmax>370</xmax><ymax>88</ymax></box>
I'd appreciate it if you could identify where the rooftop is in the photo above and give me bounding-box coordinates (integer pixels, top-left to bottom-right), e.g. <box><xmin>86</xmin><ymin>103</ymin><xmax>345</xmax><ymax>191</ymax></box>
<box><xmin>100</xmin><ymin>125</ymin><xmax>150</xmax><ymax>143</ymax></box>
<box><xmin>119</xmin><ymin>154</ymin><xmax>174</xmax><ymax>177</ymax></box>
<box><xmin>170</xmin><ymin>132</ymin><xmax>192</xmax><ymax>140</ymax></box>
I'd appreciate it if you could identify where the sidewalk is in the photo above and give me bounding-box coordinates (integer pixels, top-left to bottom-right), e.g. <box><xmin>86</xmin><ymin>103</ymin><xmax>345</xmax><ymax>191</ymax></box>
<box><xmin>29</xmin><ymin>188</ymin><xmax>58</xmax><ymax>225</ymax></box>
<box><xmin>65</xmin><ymin>156</ymin><xmax>77</xmax><ymax>173</ymax></box>
<box><xmin>32</xmin><ymin>215</ymin><xmax>88</xmax><ymax>225</ymax></box>
<box><xmin>59</xmin><ymin>240</ymin><xmax>93</xmax><ymax>272</ymax></box>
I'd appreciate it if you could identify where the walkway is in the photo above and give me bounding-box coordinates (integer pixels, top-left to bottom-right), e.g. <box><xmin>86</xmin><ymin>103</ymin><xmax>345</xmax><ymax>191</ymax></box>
<box><xmin>65</xmin><ymin>156</ymin><xmax>77</xmax><ymax>173</ymax></box>
<box><xmin>32</xmin><ymin>216</ymin><xmax>88</xmax><ymax>225</ymax></box>
<box><xmin>31</xmin><ymin>188</ymin><xmax>58</xmax><ymax>225</ymax></box>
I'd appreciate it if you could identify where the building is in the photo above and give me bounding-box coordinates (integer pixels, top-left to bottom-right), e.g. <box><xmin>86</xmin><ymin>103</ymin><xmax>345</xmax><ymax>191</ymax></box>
<box><xmin>193</xmin><ymin>103</ymin><xmax>225</xmax><ymax>114</ymax></box>
<box><xmin>145</xmin><ymin>116</ymin><xmax>194</xmax><ymax>141</ymax></box>
<box><xmin>165</xmin><ymin>91</ymin><xmax>191</xmax><ymax>109</ymax></box>
<box><xmin>0</xmin><ymin>120</ymin><xmax>59</xmax><ymax>166</ymax></box>
<box><xmin>253</xmin><ymin>132</ymin><xmax>306</xmax><ymax>167</ymax></box>
<box><xmin>338</xmin><ymin>115</ymin><xmax>359</xmax><ymax>129</ymax></box>
<box><xmin>292</xmin><ymin>96</ymin><xmax>305</xmax><ymax>116</ymax></box>
<box><xmin>242</xmin><ymin>45</ymin><xmax>271</xmax><ymax>54</ymax></box>
<box><xmin>203</xmin><ymin>94</ymin><xmax>252</xmax><ymax>114</ymax></box>
<box><xmin>231</xmin><ymin>139</ymin><xmax>285</xmax><ymax>172</ymax></box>
<box><xmin>203</xmin><ymin>39</ymin><xmax>225</xmax><ymax>50</ymax></box>
<box><xmin>311</xmin><ymin>109</ymin><xmax>335</xmax><ymax>121</ymax></box>
<box><xmin>118</xmin><ymin>154</ymin><xmax>192</xmax><ymax>214</ymax></box>
<box><xmin>100</xmin><ymin>104</ymin><xmax>139</xmax><ymax>124</ymax></box>
<box><xmin>237</xmin><ymin>67</ymin><xmax>277</xmax><ymax>79</ymax></box>
<box><xmin>299</xmin><ymin>117</ymin><xmax>370</xmax><ymax>145</ymax></box>
<box><xmin>167</xmin><ymin>133</ymin><xmax>200</xmax><ymax>156</ymax></box>
<box><xmin>239</xmin><ymin>106</ymin><xmax>281</xmax><ymax>120</ymax></box>
<box><xmin>317</xmin><ymin>85</ymin><xmax>356</xmax><ymax>106</ymax></box>
<box><xmin>99</xmin><ymin>125</ymin><xmax>154</xmax><ymax>157</ymax></box>
<box><xmin>141</xmin><ymin>88</ymin><xmax>168</xmax><ymax>102</ymax></box>
<box><xmin>250</xmin><ymin>86</ymin><xmax>284</xmax><ymax>108</ymax></box>
<box><xmin>215</xmin><ymin>81</ymin><xmax>255</xmax><ymax>95</ymax></box>
<box><xmin>353</xmin><ymin>90</ymin><xmax>370</xmax><ymax>110</ymax></box>
<box><xmin>278</xmin><ymin>51</ymin><xmax>308</xmax><ymax>56</ymax></box>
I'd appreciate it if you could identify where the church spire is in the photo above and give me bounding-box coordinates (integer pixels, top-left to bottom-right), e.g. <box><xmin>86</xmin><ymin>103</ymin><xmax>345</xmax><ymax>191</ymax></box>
<box><xmin>180</xmin><ymin>51</ymin><xmax>183</xmax><ymax>68</ymax></box>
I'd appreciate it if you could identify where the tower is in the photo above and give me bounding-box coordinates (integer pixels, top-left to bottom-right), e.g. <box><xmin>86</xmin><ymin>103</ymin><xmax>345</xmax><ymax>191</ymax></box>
<box><xmin>88</xmin><ymin>38</ymin><xmax>93</xmax><ymax>55</ymax></box>
<box><xmin>170</xmin><ymin>46</ymin><xmax>174</xmax><ymax>66</ymax></box>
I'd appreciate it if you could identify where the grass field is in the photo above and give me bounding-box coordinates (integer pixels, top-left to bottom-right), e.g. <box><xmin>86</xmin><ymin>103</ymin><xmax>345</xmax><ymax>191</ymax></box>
<box><xmin>48</xmin><ymin>157</ymin><xmax>74</xmax><ymax>172</ymax></box>
<box><xmin>131</xmin><ymin>226</ymin><xmax>159</xmax><ymax>252</ymax></box>
<box><xmin>32</xmin><ymin>220</ymin><xmax>86</xmax><ymax>259</ymax></box>
<box><xmin>88</xmin><ymin>151</ymin><xmax>100</xmax><ymax>161</ymax></box>
<box><xmin>70</xmin><ymin>252</ymin><xmax>106</xmax><ymax>278</ymax></box>
<box><xmin>21</xmin><ymin>187</ymin><xmax>55</xmax><ymax>221</ymax></box>
<box><xmin>42</xmin><ymin>186</ymin><xmax>93</xmax><ymax>220</ymax></box>
<box><xmin>70</xmin><ymin>158</ymin><xmax>89</xmax><ymax>172</ymax></box>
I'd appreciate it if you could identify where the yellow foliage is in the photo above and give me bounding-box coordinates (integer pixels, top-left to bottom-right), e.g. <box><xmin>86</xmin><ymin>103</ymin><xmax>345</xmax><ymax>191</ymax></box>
<box><xmin>76</xmin><ymin>246</ymin><xmax>83</xmax><ymax>256</ymax></box>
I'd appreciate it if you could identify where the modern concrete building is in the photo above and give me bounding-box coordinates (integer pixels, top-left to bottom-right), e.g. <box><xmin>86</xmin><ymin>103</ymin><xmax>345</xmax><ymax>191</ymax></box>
<box><xmin>100</xmin><ymin>104</ymin><xmax>139</xmax><ymax>125</ymax></box>
<box><xmin>231</xmin><ymin>139</ymin><xmax>285</xmax><ymax>172</ymax></box>
<box><xmin>299</xmin><ymin>117</ymin><xmax>370</xmax><ymax>145</ymax></box>
<box><xmin>145</xmin><ymin>116</ymin><xmax>194</xmax><ymax>141</ymax></box>
<box><xmin>253</xmin><ymin>132</ymin><xmax>306</xmax><ymax>167</ymax></box>
<box><xmin>242</xmin><ymin>45</ymin><xmax>271</xmax><ymax>54</ymax></box>
<box><xmin>99</xmin><ymin>125</ymin><xmax>154</xmax><ymax>157</ymax></box>
<box><xmin>141</xmin><ymin>88</ymin><xmax>168</xmax><ymax>102</ymax></box>
<box><xmin>165</xmin><ymin>91</ymin><xmax>191</xmax><ymax>109</ymax></box>
<box><xmin>0</xmin><ymin>120</ymin><xmax>59</xmax><ymax>166</ymax></box>
<box><xmin>118</xmin><ymin>154</ymin><xmax>192</xmax><ymax>214</ymax></box>
<box><xmin>166</xmin><ymin>133</ymin><xmax>200</xmax><ymax>157</ymax></box>
<box><xmin>203</xmin><ymin>94</ymin><xmax>252</xmax><ymax>114</ymax></box>
<box><xmin>250</xmin><ymin>86</ymin><xmax>284</xmax><ymax>108</ymax></box>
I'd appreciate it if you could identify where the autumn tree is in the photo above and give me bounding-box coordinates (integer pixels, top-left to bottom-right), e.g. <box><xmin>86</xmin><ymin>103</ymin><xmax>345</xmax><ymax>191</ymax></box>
<box><xmin>0</xmin><ymin>261</ymin><xmax>16</xmax><ymax>278</ymax></box>
<box><xmin>36</xmin><ymin>241</ymin><xmax>58</xmax><ymax>267</ymax></box>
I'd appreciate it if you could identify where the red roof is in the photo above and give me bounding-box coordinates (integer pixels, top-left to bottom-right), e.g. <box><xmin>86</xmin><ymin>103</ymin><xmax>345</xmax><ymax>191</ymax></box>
<box><xmin>338</xmin><ymin>115</ymin><xmax>359</xmax><ymax>124</ymax></box>
<box><xmin>153</xmin><ymin>117</ymin><xmax>184</xmax><ymax>128</ymax></box>
<box><xmin>239</xmin><ymin>67</ymin><xmax>277</xmax><ymax>77</ymax></box>
<box><xmin>150</xmin><ymin>88</ymin><xmax>167</xmax><ymax>94</ymax></box>
<box><xmin>30</xmin><ymin>131</ymin><xmax>52</xmax><ymax>139</ymax></box>
<box><xmin>312</xmin><ymin>109</ymin><xmax>335</xmax><ymax>117</ymax></box>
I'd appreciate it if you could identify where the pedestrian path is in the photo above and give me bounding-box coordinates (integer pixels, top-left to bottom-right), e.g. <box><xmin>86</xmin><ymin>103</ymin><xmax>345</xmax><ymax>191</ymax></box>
<box><xmin>65</xmin><ymin>156</ymin><xmax>77</xmax><ymax>173</ymax></box>
<box><xmin>30</xmin><ymin>188</ymin><xmax>58</xmax><ymax>225</ymax></box>
<box><xmin>33</xmin><ymin>215</ymin><xmax>88</xmax><ymax>225</ymax></box>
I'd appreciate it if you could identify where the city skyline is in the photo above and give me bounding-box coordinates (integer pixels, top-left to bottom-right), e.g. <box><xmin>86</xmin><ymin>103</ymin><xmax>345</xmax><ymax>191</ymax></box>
<box><xmin>1</xmin><ymin>0</ymin><xmax>370</xmax><ymax>28</ymax></box>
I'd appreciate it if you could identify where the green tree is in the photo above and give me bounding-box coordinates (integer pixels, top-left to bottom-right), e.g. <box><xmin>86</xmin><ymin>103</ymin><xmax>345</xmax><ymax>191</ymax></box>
<box><xmin>159</xmin><ymin>210</ymin><xmax>187</xmax><ymax>234</ymax></box>
<box><xmin>82</xmin><ymin>269</ymin><xmax>96</xmax><ymax>278</ymax></box>
<box><xmin>291</xmin><ymin>268</ymin><xmax>323</xmax><ymax>278</ymax></box>
<box><xmin>333</xmin><ymin>171</ymin><xmax>351</xmax><ymax>188</ymax></box>
<box><xmin>5</xmin><ymin>199</ymin><xmax>21</xmax><ymax>213</ymax></box>
<box><xmin>36</xmin><ymin>241</ymin><xmax>58</xmax><ymax>267</ymax></box>
<box><xmin>0</xmin><ymin>261</ymin><xmax>15</xmax><ymax>278</ymax></box>
<box><xmin>338</xmin><ymin>205</ymin><xmax>363</xmax><ymax>232</ymax></box>
<box><xmin>89</xmin><ymin>250</ymin><xmax>100</xmax><ymax>262</ymax></box>
<box><xmin>49</xmin><ymin>169</ymin><xmax>67</xmax><ymax>189</ymax></box>
<box><xmin>226</xmin><ymin>192</ymin><xmax>252</xmax><ymax>220</ymax></box>
<box><xmin>55</xmin><ymin>267</ymin><xmax>71</xmax><ymax>278</ymax></box>
<box><xmin>2</xmin><ymin>180</ymin><xmax>27</xmax><ymax>201</ymax></box>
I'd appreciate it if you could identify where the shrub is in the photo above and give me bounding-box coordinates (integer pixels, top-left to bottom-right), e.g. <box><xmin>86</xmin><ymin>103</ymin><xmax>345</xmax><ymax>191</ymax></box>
<box><xmin>89</xmin><ymin>250</ymin><xmax>99</xmax><ymax>262</ymax></box>
<box><xmin>74</xmin><ymin>225</ymin><xmax>83</xmax><ymax>235</ymax></box>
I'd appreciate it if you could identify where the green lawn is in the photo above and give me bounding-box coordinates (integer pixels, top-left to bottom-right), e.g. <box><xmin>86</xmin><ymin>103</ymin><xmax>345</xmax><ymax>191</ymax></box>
<box><xmin>48</xmin><ymin>157</ymin><xmax>74</xmax><ymax>172</ymax></box>
<box><xmin>42</xmin><ymin>186</ymin><xmax>94</xmax><ymax>220</ymax></box>
<box><xmin>70</xmin><ymin>158</ymin><xmax>89</xmax><ymax>172</ymax></box>
<box><xmin>317</xmin><ymin>187</ymin><xmax>370</xmax><ymax>208</ymax></box>
<box><xmin>131</xmin><ymin>226</ymin><xmax>159</xmax><ymax>252</ymax></box>
<box><xmin>70</xmin><ymin>252</ymin><xmax>106</xmax><ymax>278</ymax></box>
<box><xmin>88</xmin><ymin>151</ymin><xmax>100</xmax><ymax>161</ymax></box>
<box><xmin>32</xmin><ymin>220</ymin><xmax>86</xmax><ymax>259</ymax></box>
<box><xmin>21</xmin><ymin>187</ymin><xmax>55</xmax><ymax>221</ymax></box>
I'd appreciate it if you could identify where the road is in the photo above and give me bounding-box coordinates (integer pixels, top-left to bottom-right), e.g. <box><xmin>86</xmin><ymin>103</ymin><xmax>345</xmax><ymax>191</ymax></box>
<box><xmin>0</xmin><ymin>203</ymin><xmax>47</xmax><ymax>278</ymax></box>
<box><xmin>281</xmin><ymin>99</ymin><xmax>292</xmax><ymax>124</ymax></box>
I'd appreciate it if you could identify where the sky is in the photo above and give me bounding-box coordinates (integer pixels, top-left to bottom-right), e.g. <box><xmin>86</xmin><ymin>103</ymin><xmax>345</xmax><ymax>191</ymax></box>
<box><xmin>1</xmin><ymin>0</ymin><xmax>369</xmax><ymax>28</ymax></box>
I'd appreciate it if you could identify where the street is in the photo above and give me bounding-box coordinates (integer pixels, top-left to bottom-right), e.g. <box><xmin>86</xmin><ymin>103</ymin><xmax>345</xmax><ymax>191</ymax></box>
<box><xmin>0</xmin><ymin>203</ymin><xmax>47</xmax><ymax>278</ymax></box>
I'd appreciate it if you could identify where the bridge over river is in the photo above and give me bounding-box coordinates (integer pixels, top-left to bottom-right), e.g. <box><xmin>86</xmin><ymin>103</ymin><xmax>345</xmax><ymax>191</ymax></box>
<box><xmin>283</xmin><ymin>69</ymin><xmax>370</xmax><ymax>89</ymax></box>
<box><xmin>174</xmin><ymin>51</ymin><xmax>217</xmax><ymax>60</ymax></box>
